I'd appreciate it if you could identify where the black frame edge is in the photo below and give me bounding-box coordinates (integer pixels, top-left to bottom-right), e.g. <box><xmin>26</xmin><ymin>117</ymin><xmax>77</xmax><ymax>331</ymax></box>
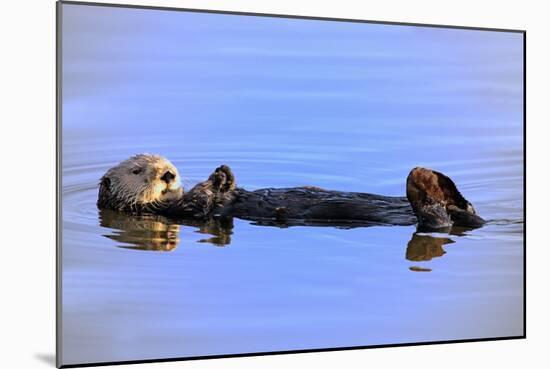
<box><xmin>56</xmin><ymin>1</ymin><xmax>63</xmax><ymax>368</ymax></box>
<box><xmin>59</xmin><ymin>335</ymin><xmax>526</xmax><ymax>368</ymax></box>
<box><xmin>522</xmin><ymin>30</ymin><xmax>527</xmax><ymax>339</ymax></box>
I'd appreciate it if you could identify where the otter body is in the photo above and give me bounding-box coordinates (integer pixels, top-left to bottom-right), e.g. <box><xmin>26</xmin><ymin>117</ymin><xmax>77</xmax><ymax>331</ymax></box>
<box><xmin>226</xmin><ymin>187</ymin><xmax>417</xmax><ymax>226</ymax></box>
<box><xmin>98</xmin><ymin>155</ymin><xmax>485</xmax><ymax>231</ymax></box>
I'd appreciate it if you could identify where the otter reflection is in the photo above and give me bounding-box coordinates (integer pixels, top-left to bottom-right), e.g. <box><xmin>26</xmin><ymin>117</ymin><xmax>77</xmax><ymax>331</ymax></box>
<box><xmin>99</xmin><ymin>209</ymin><xmax>234</xmax><ymax>251</ymax></box>
<box><xmin>99</xmin><ymin>208</ymin><xmax>473</xmax><ymax>270</ymax></box>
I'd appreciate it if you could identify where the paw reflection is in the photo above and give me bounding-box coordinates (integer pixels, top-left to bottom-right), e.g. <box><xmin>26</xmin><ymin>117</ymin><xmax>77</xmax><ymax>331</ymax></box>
<box><xmin>193</xmin><ymin>217</ymin><xmax>234</xmax><ymax>246</ymax></box>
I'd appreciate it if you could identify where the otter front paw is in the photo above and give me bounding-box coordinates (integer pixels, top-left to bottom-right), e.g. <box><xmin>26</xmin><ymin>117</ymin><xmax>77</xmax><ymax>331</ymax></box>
<box><xmin>208</xmin><ymin>165</ymin><xmax>236</xmax><ymax>192</ymax></box>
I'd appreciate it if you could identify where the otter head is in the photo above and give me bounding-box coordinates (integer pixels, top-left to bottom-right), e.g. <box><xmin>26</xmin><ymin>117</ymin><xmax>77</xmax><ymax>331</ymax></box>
<box><xmin>97</xmin><ymin>154</ymin><xmax>183</xmax><ymax>213</ymax></box>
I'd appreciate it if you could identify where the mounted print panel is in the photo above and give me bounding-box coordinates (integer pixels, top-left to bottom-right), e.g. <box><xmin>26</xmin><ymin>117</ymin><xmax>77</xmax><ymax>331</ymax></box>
<box><xmin>57</xmin><ymin>1</ymin><xmax>525</xmax><ymax>367</ymax></box>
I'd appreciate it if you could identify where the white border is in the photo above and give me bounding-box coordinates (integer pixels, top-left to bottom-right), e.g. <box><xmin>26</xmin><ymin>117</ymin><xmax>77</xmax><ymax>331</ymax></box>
<box><xmin>2</xmin><ymin>1</ymin><xmax>548</xmax><ymax>369</ymax></box>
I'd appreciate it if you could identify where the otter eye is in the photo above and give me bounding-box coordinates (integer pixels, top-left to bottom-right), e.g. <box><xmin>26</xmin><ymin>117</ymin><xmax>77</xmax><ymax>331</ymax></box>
<box><xmin>132</xmin><ymin>168</ymin><xmax>142</xmax><ymax>175</ymax></box>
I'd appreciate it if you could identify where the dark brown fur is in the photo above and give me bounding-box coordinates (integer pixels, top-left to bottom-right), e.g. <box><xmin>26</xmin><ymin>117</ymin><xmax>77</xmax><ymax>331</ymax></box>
<box><xmin>406</xmin><ymin>167</ymin><xmax>484</xmax><ymax>229</ymax></box>
<box><xmin>164</xmin><ymin>166</ymin><xmax>483</xmax><ymax>230</ymax></box>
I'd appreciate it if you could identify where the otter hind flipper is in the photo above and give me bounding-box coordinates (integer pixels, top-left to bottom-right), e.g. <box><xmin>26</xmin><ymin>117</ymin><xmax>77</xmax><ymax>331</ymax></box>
<box><xmin>406</xmin><ymin>167</ymin><xmax>485</xmax><ymax>230</ymax></box>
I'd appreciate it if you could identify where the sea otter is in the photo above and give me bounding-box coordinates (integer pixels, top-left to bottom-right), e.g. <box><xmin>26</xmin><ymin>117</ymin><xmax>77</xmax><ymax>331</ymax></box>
<box><xmin>97</xmin><ymin>154</ymin><xmax>485</xmax><ymax>231</ymax></box>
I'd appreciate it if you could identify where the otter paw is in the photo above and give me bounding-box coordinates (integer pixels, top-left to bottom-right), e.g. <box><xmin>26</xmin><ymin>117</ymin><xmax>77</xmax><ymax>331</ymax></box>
<box><xmin>209</xmin><ymin>165</ymin><xmax>236</xmax><ymax>192</ymax></box>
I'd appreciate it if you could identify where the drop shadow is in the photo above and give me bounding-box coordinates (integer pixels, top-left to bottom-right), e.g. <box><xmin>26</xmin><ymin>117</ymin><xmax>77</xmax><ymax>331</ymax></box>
<box><xmin>34</xmin><ymin>353</ymin><xmax>56</xmax><ymax>366</ymax></box>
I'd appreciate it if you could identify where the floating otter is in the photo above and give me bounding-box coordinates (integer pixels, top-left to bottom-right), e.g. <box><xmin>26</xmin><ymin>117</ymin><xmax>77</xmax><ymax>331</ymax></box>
<box><xmin>98</xmin><ymin>154</ymin><xmax>485</xmax><ymax>231</ymax></box>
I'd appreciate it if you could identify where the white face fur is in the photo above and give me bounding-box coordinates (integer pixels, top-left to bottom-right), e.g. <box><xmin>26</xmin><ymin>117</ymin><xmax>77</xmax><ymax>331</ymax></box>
<box><xmin>103</xmin><ymin>154</ymin><xmax>183</xmax><ymax>209</ymax></box>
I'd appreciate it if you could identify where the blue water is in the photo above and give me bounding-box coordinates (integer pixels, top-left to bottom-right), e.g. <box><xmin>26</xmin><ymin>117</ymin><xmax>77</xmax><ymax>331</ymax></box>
<box><xmin>60</xmin><ymin>4</ymin><xmax>524</xmax><ymax>366</ymax></box>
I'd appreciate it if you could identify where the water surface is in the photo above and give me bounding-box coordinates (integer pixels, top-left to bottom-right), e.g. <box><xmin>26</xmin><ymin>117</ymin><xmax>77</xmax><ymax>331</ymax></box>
<box><xmin>61</xmin><ymin>4</ymin><xmax>524</xmax><ymax>366</ymax></box>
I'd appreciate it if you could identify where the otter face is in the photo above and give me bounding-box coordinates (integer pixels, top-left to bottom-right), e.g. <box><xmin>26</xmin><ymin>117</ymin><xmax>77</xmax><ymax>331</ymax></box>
<box><xmin>98</xmin><ymin>154</ymin><xmax>183</xmax><ymax>212</ymax></box>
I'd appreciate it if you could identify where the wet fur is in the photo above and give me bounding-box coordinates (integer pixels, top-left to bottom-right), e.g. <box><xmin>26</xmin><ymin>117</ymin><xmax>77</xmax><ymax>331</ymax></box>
<box><xmin>97</xmin><ymin>154</ymin><xmax>183</xmax><ymax>213</ymax></box>
<box><xmin>406</xmin><ymin>167</ymin><xmax>484</xmax><ymax>229</ymax></box>
<box><xmin>98</xmin><ymin>155</ymin><xmax>485</xmax><ymax>231</ymax></box>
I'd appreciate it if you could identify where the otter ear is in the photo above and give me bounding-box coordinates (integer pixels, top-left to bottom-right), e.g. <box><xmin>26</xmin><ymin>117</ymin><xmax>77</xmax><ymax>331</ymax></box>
<box><xmin>101</xmin><ymin>177</ymin><xmax>111</xmax><ymax>189</ymax></box>
<box><xmin>97</xmin><ymin>176</ymin><xmax>112</xmax><ymax>209</ymax></box>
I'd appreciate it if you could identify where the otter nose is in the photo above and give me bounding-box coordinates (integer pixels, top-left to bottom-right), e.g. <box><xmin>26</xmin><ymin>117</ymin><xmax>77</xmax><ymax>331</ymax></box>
<box><xmin>160</xmin><ymin>171</ymin><xmax>176</xmax><ymax>184</ymax></box>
